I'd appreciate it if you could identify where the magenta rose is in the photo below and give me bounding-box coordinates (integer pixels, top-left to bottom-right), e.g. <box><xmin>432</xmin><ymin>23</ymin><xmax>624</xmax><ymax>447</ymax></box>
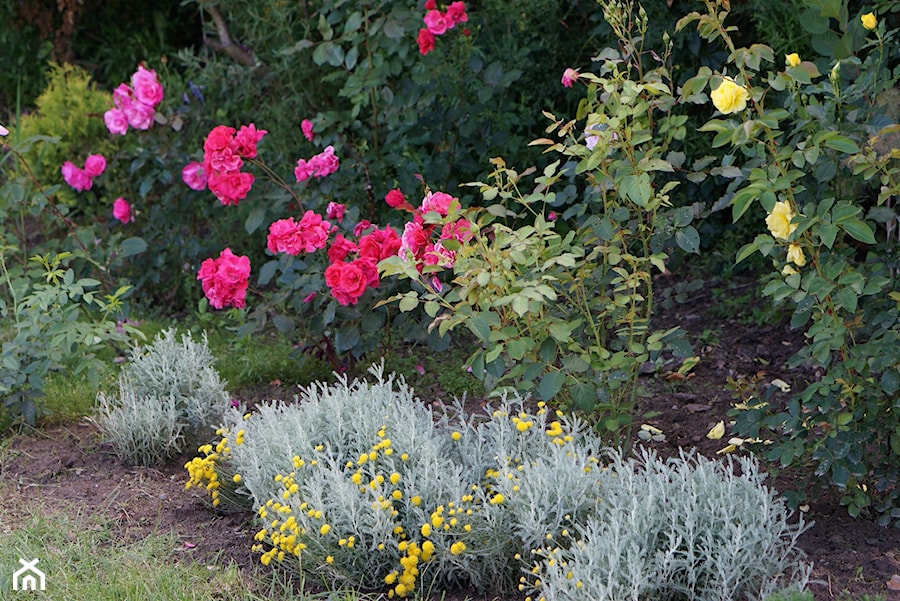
<box><xmin>327</xmin><ymin>234</ymin><xmax>358</xmax><ymax>264</ymax></box>
<box><xmin>267</xmin><ymin>217</ymin><xmax>305</xmax><ymax>255</ymax></box>
<box><xmin>61</xmin><ymin>161</ymin><xmax>92</xmax><ymax>192</ymax></box>
<box><xmin>83</xmin><ymin>154</ymin><xmax>107</xmax><ymax>178</ymax></box>
<box><xmin>131</xmin><ymin>65</ymin><xmax>164</xmax><ymax>107</ymax></box>
<box><xmin>207</xmin><ymin>171</ymin><xmax>254</xmax><ymax>206</ymax></box>
<box><xmin>324</xmin><ymin>261</ymin><xmax>368</xmax><ymax>306</ymax></box>
<box><xmin>182</xmin><ymin>161</ymin><xmax>208</xmax><ymax>191</ymax></box>
<box><xmin>301</xmin><ymin>119</ymin><xmax>315</xmax><ymax>142</ymax></box>
<box><xmin>400</xmin><ymin>220</ymin><xmax>429</xmax><ymax>261</ymax></box>
<box><xmin>446</xmin><ymin>2</ymin><xmax>468</xmax><ymax>26</ymax></box>
<box><xmin>233</xmin><ymin>123</ymin><xmax>267</xmax><ymax>159</ymax></box>
<box><xmin>197</xmin><ymin>248</ymin><xmax>251</xmax><ymax>309</ymax></box>
<box><xmin>296</xmin><ymin>210</ymin><xmax>332</xmax><ymax>252</ymax></box>
<box><xmin>326</xmin><ymin>202</ymin><xmax>346</xmax><ymax>223</ymax></box>
<box><xmin>424</xmin><ymin>10</ymin><xmax>448</xmax><ymax>35</ymax></box>
<box><xmin>112</xmin><ymin>198</ymin><xmax>132</xmax><ymax>224</ymax></box>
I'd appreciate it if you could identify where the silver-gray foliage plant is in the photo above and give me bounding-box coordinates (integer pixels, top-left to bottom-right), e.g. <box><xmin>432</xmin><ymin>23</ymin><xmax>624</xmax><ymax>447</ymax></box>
<box><xmin>95</xmin><ymin>328</ymin><xmax>231</xmax><ymax>466</ymax></box>
<box><xmin>207</xmin><ymin>364</ymin><xmax>811</xmax><ymax>599</ymax></box>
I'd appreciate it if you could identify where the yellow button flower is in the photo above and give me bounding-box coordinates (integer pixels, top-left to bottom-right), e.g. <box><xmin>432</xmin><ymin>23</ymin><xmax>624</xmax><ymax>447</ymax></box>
<box><xmin>765</xmin><ymin>201</ymin><xmax>797</xmax><ymax>240</ymax></box>
<box><xmin>710</xmin><ymin>76</ymin><xmax>749</xmax><ymax>114</ymax></box>
<box><xmin>787</xmin><ymin>243</ymin><xmax>806</xmax><ymax>266</ymax></box>
<box><xmin>861</xmin><ymin>12</ymin><xmax>876</xmax><ymax>30</ymax></box>
<box><xmin>785</xmin><ymin>53</ymin><xmax>801</xmax><ymax>67</ymax></box>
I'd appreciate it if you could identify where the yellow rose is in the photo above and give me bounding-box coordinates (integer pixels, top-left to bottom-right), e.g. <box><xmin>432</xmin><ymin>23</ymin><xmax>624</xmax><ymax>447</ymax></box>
<box><xmin>785</xmin><ymin>53</ymin><xmax>801</xmax><ymax>68</ymax></box>
<box><xmin>710</xmin><ymin>77</ymin><xmax>749</xmax><ymax>114</ymax></box>
<box><xmin>787</xmin><ymin>243</ymin><xmax>806</xmax><ymax>267</ymax></box>
<box><xmin>861</xmin><ymin>12</ymin><xmax>877</xmax><ymax>30</ymax></box>
<box><xmin>765</xmin><ymin>201</ymin><xmax>796</xmax><ymax>240</ymax></box>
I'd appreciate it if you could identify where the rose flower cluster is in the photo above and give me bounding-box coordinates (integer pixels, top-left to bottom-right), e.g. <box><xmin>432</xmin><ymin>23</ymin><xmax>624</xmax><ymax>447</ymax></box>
<box><xmin>104</xmin><ymin>65</ymin><xmax>164</xmax><ymax>135</ymax></box>
<box><xmin>199</xmin><ymin>123</ymin><xmax>268</xmax><ymax>206</ymax></box>
<box><xmin>417</xmin><ymin>1</ymin><xmax>468</xmax><ymax>56</ymax></box>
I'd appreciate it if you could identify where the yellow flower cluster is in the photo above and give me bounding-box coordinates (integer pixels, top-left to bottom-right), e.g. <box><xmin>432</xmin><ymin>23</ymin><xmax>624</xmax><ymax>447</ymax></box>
<box><xmin>184</xmin><ymin>429</ymin><xmax>234</xmax><ymax>508</ymax></box>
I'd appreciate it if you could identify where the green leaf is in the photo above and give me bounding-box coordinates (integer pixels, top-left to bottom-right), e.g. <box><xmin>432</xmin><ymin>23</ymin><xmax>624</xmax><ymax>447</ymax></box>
<box><xmin>245</xmin><ymin>206</ymin><xmax>267</xmax><ymax>235</ymax></box>
<box><xmin>424</xmin><ymin>300</ymin><xmax>440</xmax><ymax>317</ymax></box>
<box><xmin>343</xmin><ymin>12</ymin><xmax>364</xmax><ymax>36</ymax></box>
<box><xmin>840</xmin><ymin>219</ymin><xmax>875</xmax><ymax>244</ymax></box>
<box><xmin>822</xmin><ymin>135</ymin><xmax>860</xmax><ymax>155</ymax></box>
<box><xmin>731</xmin><ymin>185</ymin><xmax>759</xmax><ymax>222</ymax></box>
<box><xmin>818</xmin><ymin>223</ymin><xmax>839</xmax><ymax>248</ymax></box>
<box><xmin>538</xmin><ymin>371</ymin><xmax>566</xmax><ymax>401</ymax></box>
<box><xmin>881</xmin><ymin>370</ymin><xmax>899</xmax><ymax>395</ymax></box>
<box><xmin>334</xmin><ymin>327</ymin><xmax>360</xmax><ymax>353</ymax></box>
<box><xmin>398</xmin><ymin>293</ymin><xmax>418</xmax><ymax>312</ymax></box>
<box><xmin>119</xmin><ymin>237</ymin><xmax>147</xmax><ymax>258</ymax></box>
<box><xmin>675</xmin><ymin>226</ymin><xmax>700</xmax><ymax>254</ymax></box>
<box><xmin>507</xmin><ymin>338</ymin><xmax>527</xmax><ymax>361</ymax></box>
<box><xmin>258</xmin><ymin>260</ymin><xmax>278</xmax><ymax>286</ymax></box>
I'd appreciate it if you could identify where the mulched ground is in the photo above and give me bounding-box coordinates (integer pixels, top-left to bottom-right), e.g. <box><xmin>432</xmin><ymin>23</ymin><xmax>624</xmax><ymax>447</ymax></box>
<box><xmin>1</xmin><ymin>282</ymin><xmax>899</xmax><ymax>600</ymax></box>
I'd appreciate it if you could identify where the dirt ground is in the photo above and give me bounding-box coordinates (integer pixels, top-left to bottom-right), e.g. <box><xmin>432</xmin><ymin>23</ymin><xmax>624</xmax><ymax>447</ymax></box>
<box><xmin>1</xmin><ymin>283</ymin><xmax>899</xmax><ymax>600</ymax></box>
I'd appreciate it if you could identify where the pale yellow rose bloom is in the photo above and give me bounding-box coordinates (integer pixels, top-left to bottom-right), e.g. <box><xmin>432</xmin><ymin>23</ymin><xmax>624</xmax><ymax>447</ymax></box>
<box><xmin>710</xmin><ymin>77</ymin><xmax>749</xmax><ymax>114</ymax></box>
<box><xmin>766</xmin><ymin>201</ymin><xmax>797</xmax><ymax>240</ymax></box>
<box><xmin>861</xmin><ymin>12</ymin><xmax>877</xmax><ymax>30</ymax></box>
<box><xmin>785</xmin><ymin>53</ymin><xmax>801</xmax><ymax>68</ymax></box>
<box><xmin>782</xmin><ymin>264</ymin><xmax>798</xmax><ymax>276</ymax></box>
<box><xmin>787</xmin><ymin>243</ymin><xmax>806</xmax><ymax>266</ymax></box>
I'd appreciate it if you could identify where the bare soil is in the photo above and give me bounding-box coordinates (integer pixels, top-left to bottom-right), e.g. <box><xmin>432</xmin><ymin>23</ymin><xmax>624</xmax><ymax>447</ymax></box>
<box><xmin>1</xmin><ymin>283</ymin><xmax>898</xmax><ymax>600</ymax></box>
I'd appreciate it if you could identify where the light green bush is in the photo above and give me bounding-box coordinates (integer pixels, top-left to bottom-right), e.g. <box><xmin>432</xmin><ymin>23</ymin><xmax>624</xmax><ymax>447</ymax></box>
<box><xmin>95</xmin><ymin>328</ymin><xmax>231</xmax><ymax>465</ymax></box>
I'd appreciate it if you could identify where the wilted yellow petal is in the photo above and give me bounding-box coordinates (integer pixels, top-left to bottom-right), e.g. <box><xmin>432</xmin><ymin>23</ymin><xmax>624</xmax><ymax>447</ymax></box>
<box><xmin>706</xmin><ymin>421</ymin><xmax>726</xmax><ymax>440</ymax></box>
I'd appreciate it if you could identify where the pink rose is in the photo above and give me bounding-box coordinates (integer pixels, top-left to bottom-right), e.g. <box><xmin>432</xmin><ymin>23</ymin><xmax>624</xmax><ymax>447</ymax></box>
<box><xmin>446</xmin><ymin>2</ymin><xmax>468</xmax><ymax>26</ymax></box>
<box><xmin>113</xmin><ymin>84</ymin><xmax>135</xmax><ymax>109</ymax></box>
<box><xmin>324</xmin><ymin>261</ymin><xmax>368</xmax><ymax>306</ymax></box>
<box><xmin>207</xmin><ymin>146</ymin><xmax>243</xmax><ymax>174</ymax></box>
<box><xmin>207</xmin><ymin>171</ymin><xmax>255</xmax><ymax>206</ymax></box>
<box><xmin>417</xmin><ymin>28</ymin><xmax>435</xmax><ymax>55</ymax></box>
<box><xmin>424</xmin><ymin>242</ymin><xmax>455</xmax><ymax>268</ymax></box>
<box><xmin>359</xmin><ymin>226</ymin><xmax>402</xmax><ymax>262</ymax></box>
<box><xmin>197</xmin><ymin>247</ymin><xmax>251</xmax><ymax>310</ymax></box>
<box><xmin>294</xmin><ymin>146</ymin><xmax>340</xmax><ymax>181</ymax></box>
<box><xmin>83</xmin><ymin>154</ymin><xmax>107</xmax><ymax>178</ymax></box>
<box><xmin>400</xmin><ymin>220</ymin><xmax>429</xmax><ymax>261</ymax></box>
<box><xmin>326</xmin><ymin>202</ymin><xmax>346</xmax><ymax>223</ymax></box>
<box><xmin>267</xmin><ymin>217</ymin><xmax>305</xmax><ymax>255</ymax></box>
<box><xmin>561</xmin><ymin>68</ymin><xmax>580</xmax><ymax>88</ymax></box>
<box><xmin>233</xmin><ymin>123</ymin><xmax>267</xmax><ymax>159</ymax></box>
<box><xmin>327</xmin><ymin>233</ymin><xmax>358</xmax><ymax>263</ymax></box>
<box><xmin>124</xmin><ymin>100</ymin><xmax>156</xmax><ymax>130</ymax></box>
<box><xmin>104</xmin><ymin>108</ymin><xmax>129</xmax><ymax>135</ymax></box>
<box><xmin>204</xmin><ymin>125</ymin><xmax>236</xmax><ymax>155</ymax></box>
<box><xmin>301</xmin><ymin>119</ymin><xmax>315</xmax><ymax>142</ymax></box>
<box><xmin>421</xmin><ymin>191</ymin><xmax>455</xmax><ymax>216</ymax></box>
<box><xmin>354</xmin><ymin>256</ymin><xmax>380</xmax><ymax>289</ymax></box>
<box><xmin>440</xmin><ymin>218</ymin><xmax>473</xmax><ymax>244</ymax></box>
<box><xmin>424</xmin><ymin>10</ymin><xmax>448</xmax><ymax>35</ymax></box>
<box><xmin>353</xmin><ymin>219</ymin><xmax>374</xmax><ymax>237</ymax></box>
<box><xmin>297</xmin><ymin>210</ymin><xmax>333</xmax><ymax>252</ymax></box>
<box><xmin>112</xmin><ymin>198</ymin><xmax>132</xmax><ymax>224</ymax></box>
<box><xmin>182</xmin><ymin>161</ymin><xmax>208</xmax><ymax>191</ymax></box>
<box><xmin>131</xmin><ymin>65</ymin><xmax>164</xmax><ymax>108</ymax></box>
<box><xmin>424</xmin><ymin>0</ymin><xmax>437</xmax><ymax>8</ymax></box>
<box><xmin>61</xmin><ymin>161</ymin><xmax>92</xmax><ymax>192</ymax></box>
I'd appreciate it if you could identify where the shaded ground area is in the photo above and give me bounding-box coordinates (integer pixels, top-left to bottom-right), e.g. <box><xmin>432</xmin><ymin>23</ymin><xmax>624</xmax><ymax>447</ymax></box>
<box><xmin>1</xmin><ymin>281</ymin><xmax>898</xmax><ymax>600</ymax></box>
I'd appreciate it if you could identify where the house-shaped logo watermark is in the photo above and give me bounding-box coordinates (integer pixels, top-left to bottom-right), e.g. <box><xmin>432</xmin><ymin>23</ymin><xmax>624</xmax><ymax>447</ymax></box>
<box><xmin>13</xmin><ymin>558</ymin><xmax>46</xmax><ymax>591</ymax></box>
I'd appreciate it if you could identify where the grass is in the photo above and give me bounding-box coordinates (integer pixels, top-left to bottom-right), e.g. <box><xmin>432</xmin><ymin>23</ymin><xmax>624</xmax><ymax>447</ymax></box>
<box><xmin>0</xmin><ymin>502</ymin><xmax>387</xmax><ymax>601</ymax></box>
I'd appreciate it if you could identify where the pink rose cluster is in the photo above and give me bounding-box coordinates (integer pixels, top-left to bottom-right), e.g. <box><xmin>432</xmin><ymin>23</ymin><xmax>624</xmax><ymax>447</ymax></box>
<box><xmin>264</xmin><ymin>204</ymin><xmax>401</xmax><ymax>306</ymax></box>
<box><xmin>61</xmin><ymin>154</ymin><xmax>107</xmax><ymax>192</ymax></box>
<box><xmin>197</xmin><ymin>247</ymin><xmax>251</xmax><ymax>309</ymax></box>
<box><xmin>104</xmin><ymin>65</ymin><xmax>164</xmax><ymax>135</ymax></box>
<box><xmin>388</xmin><ymin>188</ymin><xmax>472</xmax><ymax>292</ymax></box>
<box><xmin>196</xmin><ymin>123</ymin><xmax>267</xmax><ymax>206</ymax></box>
<box><xmin>417</xmin><ymin>1</ymin><xmax>468</xmax><ymax>56</ymax></box>
<box><xmin>294</xmin><ymin>146</ymin><xmax>340</xmax><ymax>182</ymax></box>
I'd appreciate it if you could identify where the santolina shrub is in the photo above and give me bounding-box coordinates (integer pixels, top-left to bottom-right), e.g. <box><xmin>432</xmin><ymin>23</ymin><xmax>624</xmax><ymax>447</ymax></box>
<box><xmin>95</xmin><ymin>328</ymin><xmax>231</xmax><ymax>466</ymax></box>
<box><xmin>185</xmin><ymin>365</ymin><xmax>811</xmax><ymax>598</ymax></box>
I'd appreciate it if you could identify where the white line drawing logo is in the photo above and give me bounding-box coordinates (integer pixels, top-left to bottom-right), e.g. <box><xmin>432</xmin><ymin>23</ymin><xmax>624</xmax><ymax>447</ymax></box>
<box><xmin>12</xmin><ymin>558</ymin><xmax>46</xmax><ymax>591</ymax></box>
